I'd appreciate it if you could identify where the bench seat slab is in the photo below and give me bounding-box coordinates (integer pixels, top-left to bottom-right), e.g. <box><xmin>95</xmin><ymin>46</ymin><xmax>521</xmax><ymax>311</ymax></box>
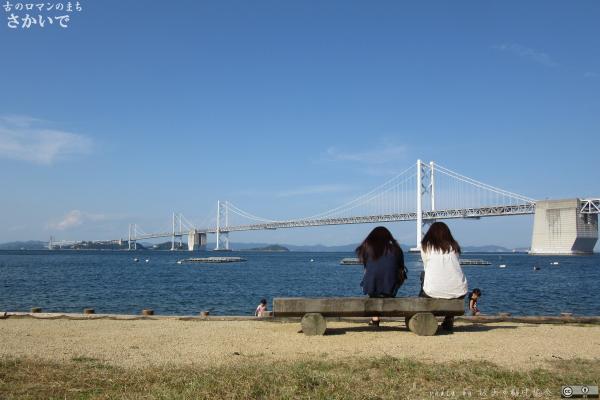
<box><xmin>273</xmin><ymin>297</ymin><xmax>464</xmax><ymax>317</ymax></box>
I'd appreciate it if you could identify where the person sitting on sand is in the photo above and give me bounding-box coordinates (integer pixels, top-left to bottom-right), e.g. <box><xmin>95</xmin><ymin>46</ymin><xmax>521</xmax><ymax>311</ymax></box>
<box><xmin>356</xmin><ymin>226</ymin><xmax>407</xmax><ymax>327</ymax></box>
<box><xmin>468</xmin><ymin>288</ymin><xmax>482</xmax><ymax>316</ymax></box>
<box><xmin>255</xmin><ymin>299</ymin><xmax>268</xmax><ymax>317</ymax></box>
<box><xmin>420</xmin><ymin>222</ymin><xmax>468</xmax><ymax>332</ymax></box>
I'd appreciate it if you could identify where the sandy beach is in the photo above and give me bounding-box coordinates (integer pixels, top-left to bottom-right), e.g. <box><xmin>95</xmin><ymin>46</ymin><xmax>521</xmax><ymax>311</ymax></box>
<box><xmin>1</xmin><ymin>317</ymin><xmax>599</xmax><ymax>370</ymax></box>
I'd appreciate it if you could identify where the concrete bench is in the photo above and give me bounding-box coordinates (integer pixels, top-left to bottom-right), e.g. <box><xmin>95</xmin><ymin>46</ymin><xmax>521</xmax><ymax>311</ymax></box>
<box><xmin>273</xmin><ymin>297</ymin><xmax>465</xmax><ymax>336</ymax></box>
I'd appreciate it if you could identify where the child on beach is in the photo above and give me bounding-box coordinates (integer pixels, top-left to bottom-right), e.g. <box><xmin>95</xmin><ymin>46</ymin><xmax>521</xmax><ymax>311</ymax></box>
<box><xmin>468</xmin><ymin>288</ymin><xmax>482</xmax><ymax>316</ymax></box>
<box><xmin>255</xmin><ymin>299</ymin><xmax>268</xmax><ymax>317</ymax></box>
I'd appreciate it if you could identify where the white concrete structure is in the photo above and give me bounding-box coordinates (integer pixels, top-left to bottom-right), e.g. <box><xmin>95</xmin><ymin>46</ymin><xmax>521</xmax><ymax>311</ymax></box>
<box><xmin>530</xmin><ymin>199</ymin><xmax>598</xmax><ymax>255</ymax></box>
<box><xmin>187</xmin><ymin>230</ymin><xmax>207</xmax><ymax>252</ymax></box>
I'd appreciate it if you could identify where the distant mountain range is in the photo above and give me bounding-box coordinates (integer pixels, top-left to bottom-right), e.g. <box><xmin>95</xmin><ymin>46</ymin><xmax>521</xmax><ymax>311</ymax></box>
<box><xmin>0</xmin><ymin>240</ymin><xmax>135</xmax><ymax>251</ymax></box>
<box><xmin>0</xmin><ymin>240</ymin><xmax>48</xmax><ymax>250</ymax></box>
<box><xmin>233</xmin><ymin>242</ymin><xmax>361</xmax><ymax>252</ymax></box>
<box><xmin>246</xmin><ymin>244</ymin><xmax>290</xmax><ymax>252</ymax></box>
<box><xmin>461</xmin><ymin>245</ymin><xmax>514</xmax><ymax>253</ymax></box>
<box><xmin>0</xmin><ymin>240</ymin><xmax>520</xmax><ymax>253</ymax></box>
<box><xmin>223</xmin><ymin>242</ymin><xmax>516</xmax><ymax>253</ymax></box>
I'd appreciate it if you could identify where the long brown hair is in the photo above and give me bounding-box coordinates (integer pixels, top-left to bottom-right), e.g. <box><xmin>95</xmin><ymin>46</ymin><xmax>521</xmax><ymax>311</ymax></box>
<box><xmin>355</xmin><ymin>226</ymin><xmax>402</xmax><ymax>263</ymax></box>
<box><xmin>421</xmin><ymin>222</ymin><xmax>461</xmax><ymax>254</ymax></box>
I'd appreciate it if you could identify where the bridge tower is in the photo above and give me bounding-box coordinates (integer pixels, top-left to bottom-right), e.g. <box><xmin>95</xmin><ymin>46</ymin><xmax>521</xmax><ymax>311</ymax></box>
<box><xmin>430</xmin><ymin>161</ymin><xmax>435</xmax><ymax>212</ymax></box>
<box><xmin>214</xmin><ymin>200</ymin><xmax>230</xmax><ymax>251</ymax></box>
<box><xmin>179</xmin><ymin>213</ymin><xmax>183</xmax><ymax>248</ymax></box>
<box><xmin>413</xmin><ymin>160</ymin><xmax>436</xmax><ymax>251</ymax></box>
<box><xmin>128</xmin><ymin>224</ymin><xmax>137</xmax><ymax>251</ymax></box>
<box><xmin>416</xmin><ymin>159</ymin><xmax>423</xmax><ymax>250</ymax></box>
<box><xmin>171</xmin><ymin>212</ymin><xmax>176</xmax><ymax>251</ymax></box>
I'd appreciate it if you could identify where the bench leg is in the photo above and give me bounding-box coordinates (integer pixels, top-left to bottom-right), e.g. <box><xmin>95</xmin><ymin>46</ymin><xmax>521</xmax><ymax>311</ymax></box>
<box><xmin>301</xmin><ymin>313</ymin><xmax>327</xmax><ymax>336</ymax></box>
<box><xmin>407</xmin><ymin>312</ymin><xmax>438</xmax><ymax>336</ymax></box>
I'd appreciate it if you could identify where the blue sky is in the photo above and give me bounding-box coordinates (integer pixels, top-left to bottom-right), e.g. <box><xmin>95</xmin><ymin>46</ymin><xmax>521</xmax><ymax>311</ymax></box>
<box><xmin>0</xmin><ymin>1</ymin><xmax>598</xmax><ymax>249</ymax></box>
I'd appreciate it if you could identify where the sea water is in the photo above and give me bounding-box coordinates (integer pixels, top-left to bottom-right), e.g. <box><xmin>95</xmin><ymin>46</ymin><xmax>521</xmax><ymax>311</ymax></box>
<box><xmin>0</xmin><ymin>250</ymin><xmax>598</xmax><ymax>316</ymax></box>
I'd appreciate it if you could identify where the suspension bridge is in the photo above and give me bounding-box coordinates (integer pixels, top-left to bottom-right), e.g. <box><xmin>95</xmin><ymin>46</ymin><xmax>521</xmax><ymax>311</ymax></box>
<box><xmin>49</xmin><ymin>160</ymin><xmax>600</xmax><ymax>255</ymax></box>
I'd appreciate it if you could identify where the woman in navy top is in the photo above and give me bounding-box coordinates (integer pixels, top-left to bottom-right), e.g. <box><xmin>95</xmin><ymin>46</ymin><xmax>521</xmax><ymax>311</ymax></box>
<box><xmin>356</xmin><ymin>226</ymin><xmax>406</xmax><ymax>326</ymax></box>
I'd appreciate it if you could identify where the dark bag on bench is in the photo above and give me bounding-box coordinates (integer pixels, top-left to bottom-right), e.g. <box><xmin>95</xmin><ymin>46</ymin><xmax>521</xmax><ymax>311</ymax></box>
<box><xmin>397</xmin><ymin>264</ymin><xmax>408</xmax><ymax>287</ymax></box>
<box><xmin>396</xmin><ymin>252</ymin><xmax>408</xmax><ymax>289</ymax></box>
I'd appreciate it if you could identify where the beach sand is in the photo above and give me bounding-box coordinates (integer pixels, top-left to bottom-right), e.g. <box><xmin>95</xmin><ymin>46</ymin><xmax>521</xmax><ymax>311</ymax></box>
<box><xmin>1</xmin><ymin>318</ymin><xmax>599</xmax><ymax>370</ymax></box>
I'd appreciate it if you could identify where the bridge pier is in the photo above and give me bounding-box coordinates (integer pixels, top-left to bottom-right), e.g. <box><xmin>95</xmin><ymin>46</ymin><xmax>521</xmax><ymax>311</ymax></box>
<box><xmin>215</xmin><ymin>231</ymin><xmax>230</xmax><ymax>251</ymax></box>
<box><xmin>188</xmin><ymin>230</ymin><xmax>207</xmax><ymax>251</ymax></box>
<box><xmin>530</xmin><ymin>199</ymin><xmax>598</xmax><ymax>255</ymax></box>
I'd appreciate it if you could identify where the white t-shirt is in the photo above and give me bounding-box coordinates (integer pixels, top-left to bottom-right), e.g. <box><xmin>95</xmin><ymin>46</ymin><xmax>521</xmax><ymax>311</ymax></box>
<box><xmin>421</xmin><ymin>248</ymin><xmax>468</xmax><ymax>299</ymax></box>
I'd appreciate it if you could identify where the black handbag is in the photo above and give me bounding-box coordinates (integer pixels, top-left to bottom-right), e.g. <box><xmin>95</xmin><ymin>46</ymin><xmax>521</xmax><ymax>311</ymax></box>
<box><xmin>397</xmin><ymin>263</ymin><xmax>408</xmax><ymax>287</ymax></box>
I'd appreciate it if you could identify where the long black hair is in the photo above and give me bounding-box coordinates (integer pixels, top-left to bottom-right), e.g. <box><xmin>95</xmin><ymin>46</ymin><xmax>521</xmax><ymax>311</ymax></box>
<box><xmin>421</xmin><ymin>222</ymin><xmax>461</xmax><ymax>254</ymax></box>
<box><xmin>355</xmin><ymin>226</ymin><xmax>403</xmax><ymax>263</ymax></box>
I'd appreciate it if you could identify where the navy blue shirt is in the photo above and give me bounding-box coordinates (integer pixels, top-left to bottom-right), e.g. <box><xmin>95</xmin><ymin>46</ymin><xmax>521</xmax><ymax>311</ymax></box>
<box><xmin>360</xmin><ymin>252</ymin><xmax>404</xmax><ymax>297</ymax></box>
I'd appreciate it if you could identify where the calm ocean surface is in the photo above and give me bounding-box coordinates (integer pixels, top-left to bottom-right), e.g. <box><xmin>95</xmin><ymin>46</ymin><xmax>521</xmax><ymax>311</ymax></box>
<box><xmin>0</xmin><ymin>250</ymin><xmax>598</xmax><ymax>316</ymax></box>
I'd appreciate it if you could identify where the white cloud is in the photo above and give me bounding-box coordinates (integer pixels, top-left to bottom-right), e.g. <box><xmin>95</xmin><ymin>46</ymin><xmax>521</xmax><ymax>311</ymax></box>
<box><xmin>493</xmin><ymin>43</ymin><xmax>558</xmax><ymax>67</ymax></box>
<box><xmin>584</xmin><ymin>72</ymin><xmax>599</xmax><ymax>79</ymax></box>
<box><xmin>276</xmin><ymin>184</ymin><xmax>353</xmax><ymax>198</ymax></box>
<box><xmin>0</xmin><ymin>115</ymin><xmax>43</xmax><ymax>128</ymax></box>
<box><xmin>324</xmin><ymin>142</ymin><xmax>407</xmax><ymax>165</ymax></box>
<box><xmin>49</xmin><ymin>210</ymin><xmax>107</xmax><ymax>231</ymax></box>
<box><xmin>0</xmin><ymin>115</ymin><xmax>92</xmax><ymax>164</ymax></box>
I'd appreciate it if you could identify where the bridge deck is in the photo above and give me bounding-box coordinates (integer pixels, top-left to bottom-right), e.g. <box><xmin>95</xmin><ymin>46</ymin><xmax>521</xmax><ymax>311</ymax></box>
<box><xmin>127</xmin><ymin>204</ymin><xmax>536</xmax><ymax>241</ymax></box>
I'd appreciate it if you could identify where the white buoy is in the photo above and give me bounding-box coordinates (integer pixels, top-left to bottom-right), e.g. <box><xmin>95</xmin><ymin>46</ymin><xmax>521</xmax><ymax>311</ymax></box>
<box><xmin>499</xmin><ymin>264</ymin><xmax>506</xmax><ymax>268</ymax></box>
<box><xmin>310</xmin><ymin>259</ymin><xmax>315</xmax><ymax>262</ymax></box>
<box><xmin>134</xmin><ymin>258</ymin><xmax>139</xmax><ymax>262</ymax></box>
<box><xmin>145</xmin><ymin>259</ymin><xmax>149</xmax><ymax>263</ymax></box>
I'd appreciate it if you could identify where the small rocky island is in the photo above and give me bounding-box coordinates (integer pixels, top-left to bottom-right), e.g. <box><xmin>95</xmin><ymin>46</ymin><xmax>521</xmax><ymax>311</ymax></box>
<box><xmin>246</xmin><ymin>244</ymin><xmax>290</xmax><ymax>252</ymax></box>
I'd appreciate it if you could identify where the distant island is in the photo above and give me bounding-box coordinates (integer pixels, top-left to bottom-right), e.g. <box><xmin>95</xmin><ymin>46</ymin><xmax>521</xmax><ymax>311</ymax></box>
<box><xmin>245</xmin><ymin>244</ymin><xmax>290</xmax><ymax>252</ymax></box>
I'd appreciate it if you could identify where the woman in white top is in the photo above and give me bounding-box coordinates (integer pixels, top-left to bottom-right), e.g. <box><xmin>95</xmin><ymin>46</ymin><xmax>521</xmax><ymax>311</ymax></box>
<box><xmin>420</xmin><ymin>222</ymin><xmax>468</xmax><ymax>331</ymax></box>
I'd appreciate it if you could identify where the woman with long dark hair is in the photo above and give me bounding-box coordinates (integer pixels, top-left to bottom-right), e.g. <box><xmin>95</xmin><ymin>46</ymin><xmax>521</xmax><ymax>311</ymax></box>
<box><xmin>420</xmin><ymin>222</ymin><xmax>468</xmax><ymax>331</ymax></box>
<box><xmin>356</xmin><ymin>226</ymin><xmax>406</xmax><ymax>327</ymax></box>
